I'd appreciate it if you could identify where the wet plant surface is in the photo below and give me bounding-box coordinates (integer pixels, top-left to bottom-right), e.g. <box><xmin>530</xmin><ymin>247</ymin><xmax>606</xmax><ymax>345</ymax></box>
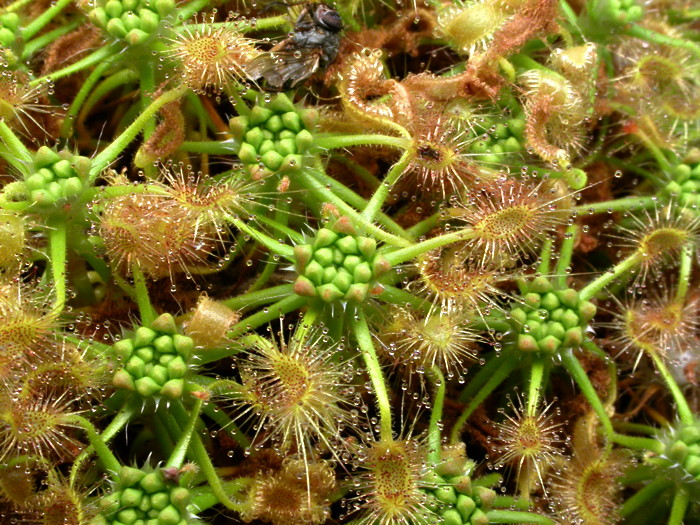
<box><xmin>0</xmin><ymin>0</ymin><xmax>699</xmax><ymax>523</ymax></box>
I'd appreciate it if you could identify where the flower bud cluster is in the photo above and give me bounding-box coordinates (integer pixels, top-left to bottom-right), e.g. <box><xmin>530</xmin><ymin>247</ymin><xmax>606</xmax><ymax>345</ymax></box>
<box><xmin>293</xmin><ymin>216</ymin><xmax>390</xmax><ymax>304</ymax></box>
<box><xmin>111</xmin><ymin>313</ymin><xmax>193</xmax><ymax>400</ymax></box>
<box><xmin>663</xmin><ymin>161</ymin><xmax>700</xmax><ymax>208</ymax></box>
<box><xmin>0</xmin><ymin>13</ymin><xmax>19</xmax><ymax>48</ymax></box>
<box><xmin>509</xmin><ymin>277</ymin><xmax>596</xmax><ymax>354</ymax></box>
<box><xmin>664</xmin><ymin>420</ymin><xmax>700</xmax><ymax>483</ymax></box>
<box><xmin>423</xmin><ymin>473</ymin><xmax>495</xmax><ymax>525</ymax></box>
<box><xmin>89</xmin><ymin>0</ymin><xmax>175</xmax><ymax>46</ymax></box>
<box><xmin>469</xmin><ymin>116</ymin><xmax>525</xmax><ymax>165</ymax></box>
<box><xmin>96</xmin><ymin>466</ymin><xmax>191</xmax><ymax>525</ymax></box>
<box><xmin>229</xmin><ymin>93</ymin><xmax>316</xmax><ymax>179</ymax></box>
<box><xmin>24</xmin><ymin>146</ymin><xmax>90</xmax><ymax>209</ymax></box>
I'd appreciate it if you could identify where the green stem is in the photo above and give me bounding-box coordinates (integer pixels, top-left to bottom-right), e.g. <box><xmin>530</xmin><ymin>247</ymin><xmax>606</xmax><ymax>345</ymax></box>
<box><xmin>169</xmin><ymin>402</ymin><xmax>244</xmax><ymax>512</ymax></box>
<box><xmin>554</xmin><ymin>224</ymin><xmax>577</xmax><ymax>288</ymax></box>
<box><xmin>59</xmin><ymin>60</ymin><xmax>114</xmax><ymax>139</ymax></box>
<box><xmin>179</xmin><ymin>141</ymin><xmax>235</xmax><ymax>155</ymax></box>
<box><xmin>487</xmin><ymin>510</ymin><xmax>555</xmax><ymax>524</ymax></box>
<box><xmin>221</xmin><ymin>283</ymin><xmax>295</xmax><ymax>312</ymax></box>
<box><xmin>354</xmin><ymin>311</ymin><xmax>393</xmax><ymax>442</ymax></box>
<box><xmin>188</xmin><ymin>479</ymin><xmax>252</xmax><ymax>513</ymax></box>
<box><xmin>22</xmin><ymin>18</ymin><xmax>81</xmax><ymax>60</ymax></box>
<box><xmin>48</xmin><ymin>217</ymin><xmax>68</xmax><ymax>313</ymax></box>
<box><xmin>624</xmin><ymin>24</ymin><xmax>700</xmax><ymax>59</ymax></box>
<box><xmin>575</xmin><ymin>195</ymin><xmax>658</xmax><ymax>215</ymax></box>
<box><xmin>612</xmin><ymin>421</ymin><xmax>660</xmax><ymax>436</ymax></box>
<box><xmin>361</xmin><ymin>150</ymin><xmax>412</xmax><ymax>222</ymax></box>
<box><xmin>527</xmin><ymin>358</ymin><xmax>546</xmax><ymax>417</ymax></box>
<box><xmin>0</xmin><ymin>121</ymin><xmax>32</xmax><ymax>172</ymax></box>
<box><xmin>560</xmin><ymin>350</ymin><xmax>614</xmax><ymax>439</ymax></box>
<box><xmin>668</xmin><ymin>487</ymin><xmax>690</xmax><ymax>525</ymax></box>
<box><xmin>68</xmin><ymin>415</ymin><xmax>121</xmax><ymax>475</ymax></box>
<box><xmin>427</xmin><ymin>366</ymin><xmax>445</xmax><ymax>465</ymax></box>
<box><xmin>70</xmin><ymin>401</ymin><xmax>137</xmax><ymax>486</ymax></box>
<box><xmin>131</xmin><ymin>262</ymin><xmax>156</xmax><ymax>325</ymax></box>
<box><xmin>537</xmin><ymin>237</ymin><xmax>552</xmax><ymax>275</ymax></box>
<box><xmin>621</xmin><ymin>477</ymin><xmax>673</xmax><ymax>517</ymax></box>
<box><xmin>166</xmin><ymin>399</ymin><xmax>203</xmax><ymax>469</ymax></box>
<box><xmin>21</xmin><ymin>0</ymin><xmax>73</xmax><ymax>40</ymax></box>
<box><xmin>314</xmin><ymin>134</ymin><xmax>410</xmax><ymax>151</ymax></box>
<box><xmin>89</xmin><ymin>83</ymin><xmax>189</xmax><ymax>182</ymax></box>
<box><xmin>675</xmin><ymin>242</ymin><xmax>693</xmax><ymax>302</ymax></box>
<box><xmin>30</xmin><ymin>43</ymin><xmax>122</xmax><ymax>87</ymax></box>
<box><xmin>612</xmin><ymin>432</ymin><xmax>664</xmax><ymax>453</ymax></box>
<box><xmin>201</xmin><ymin>403</ymin><xmax>251</xmax><ymax>450</ymax></box>
<box><xmin>579</xmin><ymin>252</ymin><xmax>641</xmax><ymax>301</ymax></box>
<box><xmin>384</xmin><ymin>229</ymin><xmax>474</xmax><ymax>267</ymax></box>
<box><xmin>227</xmin><ymin>217</ymin><xmax>295</xmax><ymax>260</ymax></box>
<box><xmin>450</xmin><ymin>356</ymin><xmax>519</xmax><ymax>444</ymax></box>
<box><xmin>647</xmin><ymin>350</ymin><xmax>694</xmax><ymax>425</ymax></box>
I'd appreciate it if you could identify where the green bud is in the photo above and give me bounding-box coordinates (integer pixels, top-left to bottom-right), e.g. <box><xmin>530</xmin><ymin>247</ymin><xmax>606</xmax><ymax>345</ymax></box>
<box><xmin>160</xmin><ymin>378</ymin><xmax>184</xmax><ymax>399</ymax></box>
<box><xmin>564</xmin><ymin>327</ymin><xmax>583</xmax><ymax>347</ymax></box>
<box><xmin>280</xmin><ymin>154</ymin><xmax>303</xmax><ymax>172</ymax></box>
<box><xmin>268</xmin><ymin>93</ymin><xmax>295</xmax><ymax>113</ymax></box>
<box><xmin>280</xmin><ymin>111</ymin><xmax>302</xmax><ymax>132</ymax></box>
<box><xmin>314</xmin><ymin>228</ymin><xmax>338</xmax><ymax>249</ymax></box>
<box><xmin>317</xmin><ymin>283</ymin><xmax>344</xmax><ymax>303</ymax></box>
<box><xmin>150</xmin><ymin>492</ymin><xmax>170</xmax><ymax>511</ymax></box>
<box><xmin>24</xmin><ymin>173</ymin><xmax>45</xmax><ymax>191</ymax></box>
<box><xmin>539</xmin><ymin>335</ymin><xmax>562</xmax><ymax>354</ymax></box>
<box><xmin>345</xmin><ymin>283</ymin><xmax>369</xmax><ymax>303</ymax></box>
<box><xmin>167</xmin><ymin>356</ymin><xmax>187</xmax><ymax>379</ymax></box>
<box><xmin>265</xmin><ymin>114</ymin><xmax>283</xmax><ymax>133</ymax></box>
<box><xmin>295</xmin><ymin>129</ymin><xmax>314</xmax><ymax>152</ymax></box>
<box><xmin>305</xmin><ymin>260</ymin><xmax>325</xmax><ymax>285</ymax></box>
<box><xmin>473</xmin><ymin>486</ymin><xmax>496</xmax><ymax>510</ymax></box>
<box><xmin>104</xmin><ymin>0</ymin><xmax>124</xmax><ymax>18</ymax></box>
<box><xmin>34</xmin><ymin>146</ymin><xmax>61</xmax><ymax>169</ymax></box>
<box><xmin>548</xmin><ymin>322</ymin><xmax>566</xmax><ymax>340</ymax></box>
<box><xmin>135</xmin><ymin>346</ymin><xmax>155</xmax><ymax>363</ymax></box>
<box><xmin>159</xmin><ymin>354</ymin><xmax>175</xmax><ymax>365</ymax></box>
<box><xmin>503</xmin><ymin>136</ymin><xmax>521</xmax><ymax>152</ymax></box>
<box><xmin>169</xmin><ymin>487</ymin><xmax>190</xmax><ymax>508</ymax></box>
<box><xmin>470</xmin><ymin>507</ymin><xmax>489</xmax><ymax>525</ymax></box>
<box><xmin>89</xmin><ymin>7</ymin><xmax>109</xmax><ymax>28</ymax></box>
<box><xmin>135</xmin><ymin>376</ymin><xmax>161</xmax><ymax>397</ymax></box>
<box><xmin>0</xmin><ymin>13</ymin><xmax>19</xmax><ymax>31</ymax></box>
<box><xmin>452</xmin><ymin>475</ymin><xmax>472</xmax><ymax>495</ymax></box>
<box><xmin>435</xmin><ymin>485</ymin><xmax>457</xmax><ymax>504</ymax></box>
<box><xmin>342</xmin><ymin>255</ymin><xmax>362</xmax><ymax>273</ymax></box>
<box><xmin>336</xmin><ymin>236</ymin><xmax>359</xmax><ymax>255</ymax></box>
<box><xmin>560</xmin><ymin>310</ymin><xmax>580</xmax><ymax>330</ymax></box>
<box><xmin>540</xmin><ymin>292</ymin><xmax>560</xmax><ymax>311</ymax></box>
<box><xmin>353</xmin><ymin>262</ymin><xmax>373</xmax><ymax>284</ymax></box>
<box><xmin>456</xmin><ymin>494</ymin><xmax>476</xmax><ymax>521</ymax></box>
<box><xmin>524</xmin><ymin>293</ymin><xmax>541</xmax><ymax>308</ymax></box>
<box><xmin>313</xmin><ymin>247</ymin><xmax>334</xmax><ymax>267</ymax></box>
<box><xmin>293</xmin><ymin>275</ymin><xmax>317</xmax><ymax>297</ymax></box>
<box><xmin>134</xmin><ymin>326</ymin><xmax>157</xmax><ymax>347</ymax></box>
<box><xmin>153</xmin><ymin>335</ymin><xmax>174</xmax><ymax>354</ymax></box>
<box><xmin>126</xmin><ymin>356</ymin><xmax>146</xmax><ymax>378</ymax></box>
<box><xmin>441</xmin><ymin>508</ymin><xmax>462</xmax><ymax>525</ymax></box>
<box><xmin>122</xmin><ymin>0</ymin><xmax>139</xmax><ymax>10</ymax></box>
<box><xmin>679</xmin><ymin>426</ymin><xmax>700</xmax><ymax>444</ymax></box>
<box><xmin>357</xmin><ymin>237</ymin><xmax>377</xmax><ymax>259</ymax></box>
<box><xmin>518</xmin><ymin>334</ymin><xmax>539</xmax><ymax>352</ymax></box>
<box><xmin>121</xmin><ymin>487</ymin><xmax>144</xmax><ymax>507</ymax></box>
<box><xmin>555</xmin><ymin>288</ymin><xmax>579</xmax><ymax>308</ymax></box>
<box><xmin>113</xmin><ymin>369</ymin><xmax>136</xmax><ymax>390</ymax></box>
<box><xmin>140</xmin><ymin>472</ymin><xmax>166</xmax><ymax>494</ymax></box>
<box><xmin>294</xmin><ymin>244</ymin><xmax>314</xmax><ymax>272</ymax></box>
<box><xmin>238</xmin><ymin>142</ymin><xmax>258</xmax><ymax>164</ymax></box>
<box><xmin>117</xmin><ymin>508</ymin><xmax>139</xmax><ymax>525</ymax></box>
<box><xmin>139</xmin><ymin>9</ymin><xmax>161</xmax><ymax>32</ymax></box>
<box><xmin>331</xmin><ymin>269</ymin><xmax>353</xmax><ymax>292</ymax></box>
<box><xmin>684</xmin><ymin>455</ymin><xmax>700</xmax><ymax>476</ymax></box>
<box><xmin>258</xmin><ymin>139</ymin><xmax>275</xmax><ymax>155</ymax></box>
<box><xmin>120</xmin><ymin>466</ymin><xmax>147</xmax><ymax>488</ymax></box>
<box><xmin>250</xmin><ymin>106</ymin><xmax>273</xmax><ymax>126</ymax></box>
<box><xmin>62</xmin><ymin>177</ymin><xmax>84</xmax><ymax>198</ymax></box>
<box><xmin>277</xmin><ymin>138</ymin><xmax>297</xmax><ymax>156</ymax></box>
<box><xmin>579</xmin><ymin>301</ymin><xmax>597</xmax><ymax>323</ymax></box>
<box><xmin>173</xmin><ymin>334</ymin><xmax>194</xmax><ymax>359</ymax></box>
<box><xmin>229</xmin><ymin>116</ymin><xmax>249</xmax><ymax>141</ymax></box>
<box><xmin>530</xmin><ymin>277</ymin><xmax>553</xmax><ymax>294</ymax></box>
<box><xmin>47</xmin><ymin>181</ymin><xmax>63</xmax><ymax>200</ymax></box>
<box><xmin>155</xmin><ymin>0</ymin><xmax>176</xmax><ymax>17</ymax></box>
<box><xmin>106</xmin><ymin>17</ymin><xmax>128</xmax><ymax>38</ymax></box>
<box><xmin>149</xmin><ymin>364</ymin><xmax>168</xmax><ymax>385</ymax></box>
<box><xmin>668</xmin><ymin>440</ymin><xmax>689</xmax><ymax>462</ymax></box>
<box><xmin>322</xmin><ymin>266</ymin><xmax>338</xmax><ymax>284</ymax></box>
<box><xmin>261</xmin><ymin>150</ymin><xmax>284</xmax><ymax>171</ymax></box>
<box><xmin>565</xmin><ymin>168</ymin><xmax>588</xmax><ymax>190</ymax></box>
<box><xmin>139</xmin><ymin>493</ymin><xmax>151</xmax><ymax>512</ymax></box>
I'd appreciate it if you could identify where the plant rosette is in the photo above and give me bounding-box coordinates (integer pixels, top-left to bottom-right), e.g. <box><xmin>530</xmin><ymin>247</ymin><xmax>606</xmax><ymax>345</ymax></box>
<box><xmin>94</xmin><ymin>465</ymin><xmax>193</xmax><ymax>525</ymax></box>
<box><xmin>110</xmin><ymin>313</ymin><xmax>194</xmax><ymax>401</ymax></box>
<box><xmin>23</xmin><ymin>146</ymin><xmax>91</xmax><ymax>211</ymax></box>
<box><xmin>508</xmin><ymin>277</ymin><xmax>597</xmax><ymax>355</ymax></box>
<box><xmin>292</xmin><ymin>216</ymin><xmax>391</xmax><ymax>304</ymax></box>
<box><xmin>228</xmin><ymin>92</ymin><xmax>317</xmax><ymax>180</ymax></box>
<box><xmin>88</xmin><ymin>0</ymin><xmax>176</xmax><ymax>46</ymax></box>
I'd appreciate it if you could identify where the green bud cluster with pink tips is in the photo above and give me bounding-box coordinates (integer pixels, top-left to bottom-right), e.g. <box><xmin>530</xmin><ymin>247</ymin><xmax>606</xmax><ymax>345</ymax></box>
<box><xmin>229</xmin><ymin>93</ymin><xmax>316</xmax><ymax>180</ymax></box>
<box><xmin>89</xmin><ymin>0</ymin><xmax>175</xmax><ymax>46</ymax></box>
<box><xmin>293</xmin><ymin>216</ymin><xmax>391</xmax><ymax>304</ymax></box>
<box><xmin>111</xmin><ymin>313</ymin><xmax>193</xmax><ymax>400</ymax></box>
<box><xmin>509</xmin><ymin>277</ymin><xmax>597</xmax><ymax>355</ymax></box>
<box><xmin>663</xmin><ymin>419</ymin><xmax>700</xmax><ymax>484</ymax></box>
<box><xmin>95</xmin><ymin>465</ymin><xmax>192</xmax><ymax>525</ymax></box>
<box><xmin>24</xmin><ymin>146</ymin><xmax>91</xmax><ymax>209</ymax></box>
<box><xmin>663</xmin><ymin>161</ymin><xmax>700</xmax><ymax>209</ymax></box>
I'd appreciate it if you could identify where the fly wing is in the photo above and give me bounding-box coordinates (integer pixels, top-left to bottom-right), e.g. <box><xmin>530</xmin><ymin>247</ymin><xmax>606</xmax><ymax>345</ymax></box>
<box><xmin>245</xmin><ymin>49</ymin><xmax>322</xmax><ymax>90</ymax></box>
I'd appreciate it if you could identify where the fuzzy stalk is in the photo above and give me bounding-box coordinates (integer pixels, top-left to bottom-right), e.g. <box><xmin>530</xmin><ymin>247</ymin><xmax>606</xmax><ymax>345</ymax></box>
<box><xmin>647</xmin><ymin>349</ymin><xmax>694</xmax><ymax>425</ymax></box>
<box><xmin>427</xmin><ymin>366</ymin><xmax>446</xmax><ymax>465</ymax></box>
<box><xmin>354</xmin><ymin>311</ymin><xmax>393</xmax><ymax>442</ymax></box>
<box><xmin>579</xmin><ymin>252</ymin><xmax>642</xmax><ymax>301</ymax></box>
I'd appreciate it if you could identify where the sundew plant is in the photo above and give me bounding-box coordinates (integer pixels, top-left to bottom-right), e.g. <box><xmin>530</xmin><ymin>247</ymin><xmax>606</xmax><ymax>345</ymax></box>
<box><xmin>0</xmin><ymin>0</ymin><xmax>699</xmax><ymax>523</ymax></box>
